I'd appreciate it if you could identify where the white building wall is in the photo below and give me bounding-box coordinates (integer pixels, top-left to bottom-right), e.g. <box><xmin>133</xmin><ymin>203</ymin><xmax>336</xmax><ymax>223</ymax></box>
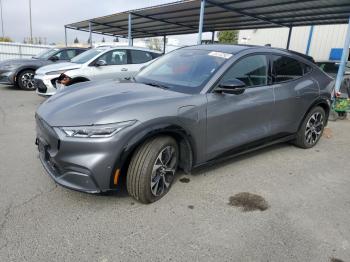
<box><xmin>238</xmin><ymin>24</ymin><xmax>348</xmax><ymax>61</ymax></box>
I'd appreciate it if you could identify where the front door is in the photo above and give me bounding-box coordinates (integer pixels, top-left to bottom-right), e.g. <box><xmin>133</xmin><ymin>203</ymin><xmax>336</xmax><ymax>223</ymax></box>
<box><xmin>89</xmin><ymin>49</ymin><xmax>131</xmax><ymax>81</ymax></box>
<box><xmin>205</xmin><ymin>54</ymin><xmax>275</xmax><ymax>161</ymax></box>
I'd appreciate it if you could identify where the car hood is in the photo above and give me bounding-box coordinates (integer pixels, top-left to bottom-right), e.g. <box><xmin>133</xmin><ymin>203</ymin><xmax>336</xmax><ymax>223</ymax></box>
<box><xmin>36</xmin><ymin>80</ymin><xmax>189</xmax><ymax>126</ymax></box>
<box><xmin>0</xmin><ymin>58</ymin><xmax>46</xmax><ymax>67</ymax></box>
<box><xmin>35</xmin><ymin>62</ymin><xmax>81</xmax><ymax>75</ymax></box>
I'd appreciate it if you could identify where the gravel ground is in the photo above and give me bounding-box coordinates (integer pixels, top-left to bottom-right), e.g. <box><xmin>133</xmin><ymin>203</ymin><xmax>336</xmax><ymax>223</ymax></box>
<box><xmin>0</xmin><ymin>84</ymin><xmax>349</xmax><ymax>262</ymax></box>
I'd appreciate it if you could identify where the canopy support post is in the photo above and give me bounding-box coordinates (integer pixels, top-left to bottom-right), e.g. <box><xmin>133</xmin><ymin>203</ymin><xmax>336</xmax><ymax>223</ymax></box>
<box><xmin>64</xmin><ymin>26</ymin><xmax>67</xmax><ymax>46</ymax></box>
<box><xmin>163</xmin><ymin>35</ymin><xmax>166</xmax><ymax>53</ymax></box>
<box><xmin>197</xmin><ymin>0</ymin><xmax>205</xmax><ymax>45</ymax></box>
<box><xmin>335</xmin><ymin>16</ymin><xmax>350</xmax><ymax>93</ymax></box>
<box><xmin>305</xmin><ymin>25</ymin><xmax>314</xmax><ymax>55</ymax></box>
<box><xmin>89</xmin><ymin>21</ymin><xmax>92</xmax><ymax>47</ymax></box>
<box><xmin>128</xmin><ymin>13</ymin><xmax>132</xmax><ymax>46</ymax></box>
<box><xmin>286</xmin><ymin>26</ymin><xmax>292</xmax><ymax>49</ymax></box>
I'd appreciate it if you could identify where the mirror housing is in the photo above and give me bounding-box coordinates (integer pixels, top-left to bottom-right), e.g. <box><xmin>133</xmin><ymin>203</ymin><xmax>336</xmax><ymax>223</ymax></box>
<box><xmin>215</xmin><ymin>79</ymin><xmax>246</xmax><ymax>95</ymax></box>
<box><xmin>49</xmin><ymin>55</ymin><xmax>59</xmax><ymax>62</ymax></box>
<box><xmin>95</xmin><ymin>59</ymin><xmax>107</xmax><ymax>67</ymax></box>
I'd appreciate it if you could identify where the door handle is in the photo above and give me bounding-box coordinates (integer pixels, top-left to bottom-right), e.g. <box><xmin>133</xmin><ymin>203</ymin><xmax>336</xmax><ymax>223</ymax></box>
<box><xmin>121</xmin><ymin>68</ymin><xmax>128</xmax><ymax>71</ymax></box>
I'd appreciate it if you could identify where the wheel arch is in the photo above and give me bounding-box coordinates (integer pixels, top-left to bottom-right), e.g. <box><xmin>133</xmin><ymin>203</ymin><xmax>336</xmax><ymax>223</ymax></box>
<box><xmin>111</xmin><ymin>124</ymin><xmax>195</xmax><ymax>189</ymax></box>
<box><xmin>298</xmin><ymin>97</ymin><xmax>330</xmax><ymax>131</ymax></box>
<box><xmin>14</xmin><ymin>66</ymin><xmax>38</xmax><ymax>84</ymax></box>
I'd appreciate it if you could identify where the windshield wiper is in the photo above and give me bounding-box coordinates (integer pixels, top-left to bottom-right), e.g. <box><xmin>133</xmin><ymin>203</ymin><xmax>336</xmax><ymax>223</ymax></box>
<box><xmin>143</xmin><ymin>81</ymin><xmax>169</xmax><ymax>90</ymax></box>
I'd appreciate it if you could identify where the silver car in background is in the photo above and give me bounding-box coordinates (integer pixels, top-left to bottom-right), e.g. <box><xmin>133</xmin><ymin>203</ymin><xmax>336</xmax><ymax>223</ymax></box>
<box><xmin>35</xmin><ymin>46</ymin><xmax>162</xmax><ymax>96</ymax></box>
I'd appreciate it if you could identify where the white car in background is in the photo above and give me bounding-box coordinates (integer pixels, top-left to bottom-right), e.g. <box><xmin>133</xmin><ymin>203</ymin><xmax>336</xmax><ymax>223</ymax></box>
<box><xmin>35</xmin><ymin>46</ymin><xmax>162</xmax><ymax>96</ymax></box>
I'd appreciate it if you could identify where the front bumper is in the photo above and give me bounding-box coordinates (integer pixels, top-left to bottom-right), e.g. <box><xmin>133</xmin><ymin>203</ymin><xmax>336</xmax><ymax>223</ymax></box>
<box><xmin>37</xmin><ymin>139</ymin><xmax>101</xmax><ymax>193</ymax></box>
<box><xmin>35</xmin><ymin>74</ymin><xmax>59</xmax><ymax>96</ymax></box>
<box><xmin>0</xmin><ymin>70</ymin><xmax>16</xmax><ymax>85</ymax></box>
<box><xmin>35</xmin><ymin>116</ymin><xmax>130</xmax><ymax>193</ymax></box>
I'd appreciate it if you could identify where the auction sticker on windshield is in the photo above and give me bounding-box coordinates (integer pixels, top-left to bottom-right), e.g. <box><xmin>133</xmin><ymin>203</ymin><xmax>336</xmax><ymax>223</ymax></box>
<box><xmin>208</xmin><ymin>51</ymin><xmax>232</xmax><ymax>59</ymax></box>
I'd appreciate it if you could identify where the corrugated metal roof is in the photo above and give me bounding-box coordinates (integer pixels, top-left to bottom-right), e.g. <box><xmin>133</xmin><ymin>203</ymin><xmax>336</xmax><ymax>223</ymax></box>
<box><xmin>66</xmin><ymin>0</ymin><xmax>350</xmax><ymax>39</ymax></box>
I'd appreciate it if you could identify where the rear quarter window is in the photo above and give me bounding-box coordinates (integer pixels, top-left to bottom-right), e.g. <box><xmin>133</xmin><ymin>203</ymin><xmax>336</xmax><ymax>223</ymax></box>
<box><xmin>130</xmin><ymin>50</ymin><xmax>153</xmax><ymax>64</ymax></box>
<box><xmin>151</xmin><ymin>52</ymin><xmax>162</xmax><ymax>59</ymax></box>
<box><xmin>76</xmin><ymin>49</ymin><xmax>87</xmax><ymax>55</ymax></box>
<box><xmin>271</xmin><ymin>55</ymin><xmax>310</xmax><ymax>83</ymax></box>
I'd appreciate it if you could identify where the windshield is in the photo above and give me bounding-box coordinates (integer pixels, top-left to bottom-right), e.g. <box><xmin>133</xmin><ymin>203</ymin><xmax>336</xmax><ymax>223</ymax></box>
<box><xmin>34</xmin><ymin>48</ymin><xmax>59</xmax><ymax>59</ymax></box>
<box><xmin>71</xmin><ymin>48</ymin><xmax>105</xmax><ymax>64</ymax></box>
<box><xmin>135</xmin><ymin>48</ymin><xmax>230</xmax><ymax>94</ymax></box>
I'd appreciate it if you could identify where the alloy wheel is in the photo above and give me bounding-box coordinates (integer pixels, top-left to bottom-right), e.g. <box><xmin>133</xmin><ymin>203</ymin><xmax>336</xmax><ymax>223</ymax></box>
<box><xmin>150</xmin><ymin>146</ymin><xmax>177</xmax><ymax>196</ymax></box>
<box><xmin>305</xmin><ymin>112</ymin><xmax>324</xmax><ymax>145</ymax></box>
<box><xmin>21</xmin><ymin>72</ymin><xmax>35</xmax><ymax>90</ymax></box>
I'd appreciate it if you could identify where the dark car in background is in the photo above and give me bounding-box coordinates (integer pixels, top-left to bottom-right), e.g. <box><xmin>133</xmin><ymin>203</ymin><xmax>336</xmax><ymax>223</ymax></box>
<box><xmin>317</xmin><ymin>60</ymin><xmax>350</xmax><ymax>95</ymax></box>
<box><xmin>0</xmin><ymin>47</ymin><xmax>87</xmax><ymax>90</ymax></box>
<box><xmin>36</xmin><ymin>45</ymin><xmax>333</xmax><ymax>203</ymax></box>
<box><xmin>316</xmin><ymin>60</ymin><xmax>350</xmax><ymax>78</ymax></box>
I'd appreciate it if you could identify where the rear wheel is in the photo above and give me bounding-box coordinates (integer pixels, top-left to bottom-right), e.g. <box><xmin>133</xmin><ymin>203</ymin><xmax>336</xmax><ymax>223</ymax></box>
<box><xmin>126</xmin><ymin>136</ymin><xmax>178</xmax><ymax>204</ymax></box>
<box><xmin>293</xmin><ymin>106</ymin><xmax>326</xmax><ymax>148</ymax></box>
<box><xmin>17</xmin><ymin>69</ymin><xmax>35</xmax><ymax>90</ymax></box>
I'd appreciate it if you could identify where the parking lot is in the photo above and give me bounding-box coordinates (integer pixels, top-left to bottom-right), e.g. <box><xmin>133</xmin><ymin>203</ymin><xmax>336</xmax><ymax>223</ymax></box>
<box><xmin>0</xmin><ymin>84</ymin><xmax>349</xmax><ymax>261</ymax></box>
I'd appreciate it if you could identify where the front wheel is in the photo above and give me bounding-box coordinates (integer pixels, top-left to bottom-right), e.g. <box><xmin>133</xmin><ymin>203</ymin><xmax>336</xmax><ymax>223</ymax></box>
<box><xmin>126</xmin><ymin>136</ymin><xmax>179</xmax><ymax>204</ymax></box>
<box><xmin>293</xmin><ymin>106</ymin><xmax>326</xmax><ymax>148</ymax></box>
<box><xmin>17</xmin><ymin>69</ymin><xmax>35</xmax><ymax>90</ymax></box>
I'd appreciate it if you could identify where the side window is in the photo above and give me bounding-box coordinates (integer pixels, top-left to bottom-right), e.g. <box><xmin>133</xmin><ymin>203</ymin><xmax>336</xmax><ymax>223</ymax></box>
<box><xmin>151</xmin><ymin>52</ymin><xmax>162</xmax><ymax>59</ymax></box>
<box><xmin>271</xmin><ymin>55</ymin><xmax>303</xmax><ymax>83</ymax></box>
<box><xmin>302</xmin><ymin>63</ymin><xmax>312</xmax><ymax>75</ymax></box>
<box><xmin>221</xmin><ymin>55</ymin><xmax>268</xmax><ymax>87</ymax></box>
<box><xmin>130</xmin><ymin>50</ymin><xmax>153</xmax><ymax>64</ymax></box>
<box><xmin>66</xmin><ymin>50</ymin><xmax>78</xmax><ymax>60</ymax></box>
<box><xmin>54</xmin><ymin>50</ymin><xmax>70</xmax><ymax>60</ymax></box>
<box><xmin>76</xmin><ymin>49</ymin><xmax>86</xmax><ymax>56</ymax></box>
<box><xmin>98</xmin><ymin>50</ymin><xmax>128</xmax><ymax>65</ymax></box>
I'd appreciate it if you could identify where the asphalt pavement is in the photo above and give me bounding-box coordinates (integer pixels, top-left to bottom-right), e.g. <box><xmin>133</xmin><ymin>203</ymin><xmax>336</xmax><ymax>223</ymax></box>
<box><xmin>0</xmin><ymin>84</ymin><xmax>349</xmax><ymax>262</ymax></box>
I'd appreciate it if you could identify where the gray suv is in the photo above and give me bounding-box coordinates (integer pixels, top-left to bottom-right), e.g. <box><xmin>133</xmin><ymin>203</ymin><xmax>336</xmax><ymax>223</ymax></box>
<box><xmin>0</xmin><ymin>47</ymin><xmax>87</xmax><ymax>90</ymax></box>
<box><xmin>35</xmin><ymin>45</ymin><xmax>333</xmax><ymax>203</ymax></box>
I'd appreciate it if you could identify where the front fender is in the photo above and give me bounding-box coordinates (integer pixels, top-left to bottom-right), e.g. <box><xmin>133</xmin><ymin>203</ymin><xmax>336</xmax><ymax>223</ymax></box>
<box><xmin>117</xmin><ymin>121</ymin><xmax>196</xmax><ymax>175</ymax></box>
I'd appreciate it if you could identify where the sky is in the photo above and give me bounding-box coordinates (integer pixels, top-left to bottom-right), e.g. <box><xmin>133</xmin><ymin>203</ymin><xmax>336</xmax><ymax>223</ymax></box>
<box><xmin>0</xmin><ymin>0</ymin><xmax>212</xmax><ymax>45</ymax></box>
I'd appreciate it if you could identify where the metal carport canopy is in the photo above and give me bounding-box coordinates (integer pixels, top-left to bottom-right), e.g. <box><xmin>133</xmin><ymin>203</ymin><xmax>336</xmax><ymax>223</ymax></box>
<box><xmin>65</xmin><ymin>0</ymin><xmax>350</xmax><ymax>39</ymax></box>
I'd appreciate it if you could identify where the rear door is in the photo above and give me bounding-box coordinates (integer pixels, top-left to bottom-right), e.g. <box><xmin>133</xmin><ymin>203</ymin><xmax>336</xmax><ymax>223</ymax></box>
<box><xmin>270</xmin><ymin>54</ymin><xmax>315</xmax><ymax>134</ymax></box>
<box><xmin>206</xmin><ymin>54</ymin><xmax>275</xmax><ymax>160</ymax></box>
<box><xmin>89</xmin><ymin>49</ymin><xmax>130</xmax><ymax>80</ymax></box>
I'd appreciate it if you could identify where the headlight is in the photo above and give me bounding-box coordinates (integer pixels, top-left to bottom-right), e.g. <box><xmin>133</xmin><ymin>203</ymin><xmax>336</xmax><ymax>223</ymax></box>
<box><xmin>0</xmin><ymin>64</ymin><xmax>17</xmax><ymax>71</ymax></box>
<box><xmin>46</xmin><ymin>68</ymin><xmax>78</xmax><ymax>75</ymax></box>
<box><xmin>59</xmin><ymin>120</ymin><xmax>136</xmax><ymax>138</ymax></box>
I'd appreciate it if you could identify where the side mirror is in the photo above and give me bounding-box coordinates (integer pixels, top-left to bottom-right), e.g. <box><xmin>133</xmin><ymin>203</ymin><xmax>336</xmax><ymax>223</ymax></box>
<box><xmin>95</xmin><ymin>59</ymin><xmax>107</xmax><ymax>67</ymax></box>
<box><xmin>215</xmin><ymin>78</ymin><xmax>246</xmax><ymax>95</ymax></box>
<box><xmin>49</xmin><ymin>55</ymin><xmax>59</xmax><ymax>62</ymax></box>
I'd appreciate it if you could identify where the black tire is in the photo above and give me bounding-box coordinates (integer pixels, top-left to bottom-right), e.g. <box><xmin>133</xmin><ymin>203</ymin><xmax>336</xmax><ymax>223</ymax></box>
<box><xmin>126</xmin><ymin>136</ymin><xmax>179</xmax><ymax>204</ymax></box>
<box><xmin>17</xmin><ymin>69</ymin><xmax>35</xmax><ymax>90</ymax></box>
<box><xmin>293</xmin><ymin>106</ymin><xmax>326</xmax><ymax>149</ymax></box>
<box><xmin>337</xmin><ymin>111</ymin><xmax>347</xmax><ymax>120</ymax></box>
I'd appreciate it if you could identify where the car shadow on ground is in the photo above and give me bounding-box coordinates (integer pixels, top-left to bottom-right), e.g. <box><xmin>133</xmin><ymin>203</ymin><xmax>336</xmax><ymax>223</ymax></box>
<box><xmin>67</xmin><ymin>142</ymin><xmax>292</xmax><ymax>201</ymax></box>
<box><xmin>0</xmin><ymin>84</ymin><xmax>19</xmax><ymax>90</ymax></box>
<box><xmin>190</xmin><ymin>142</ymin><xmax>290</xmax><ymax>176</ymax></box>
